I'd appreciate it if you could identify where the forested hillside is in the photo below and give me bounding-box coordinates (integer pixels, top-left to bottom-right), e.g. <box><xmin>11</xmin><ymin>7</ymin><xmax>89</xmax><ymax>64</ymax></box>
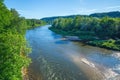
<box><xmin>41</xmin><ymin>11</ymin><xmax>120</xmax><ymax>24</ymax></box>
<box><xmin>0</xmin><ymin>1</ymin><xmax>45</xmax><ymax>80</ymax></box>
<box><xmin>90</xmin><ymin>11</ymin><xmax>120</xmax><ymax>18</ymax></box>
<box><xmin>41</xmin><ymin>15</ymin><xmax>87</xmax><ymax>24</ymax></box>
<box><xmin>50</xmin><ymin>16</ymin><xmax>120</xmax><ymax>51</ymax></box>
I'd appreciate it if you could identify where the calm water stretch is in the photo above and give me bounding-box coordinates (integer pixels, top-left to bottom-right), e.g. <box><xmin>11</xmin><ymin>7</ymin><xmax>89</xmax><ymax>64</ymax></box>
<box><xmin>26</xmin><ymin>25</ymin><xmax>120</xmax><ymax>80</ymax></box>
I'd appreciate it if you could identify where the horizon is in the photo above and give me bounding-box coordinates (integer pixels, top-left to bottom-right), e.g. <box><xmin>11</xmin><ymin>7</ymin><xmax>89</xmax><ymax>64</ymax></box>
<box><xmin>40</xmin><ymin>11</ymin><xmax>120</xmax><ymax>19</ymax></box>
<box><xmin>4</xmin><ymin>0</ymin><xmax>120</xmax><ymax>19</ymax></box>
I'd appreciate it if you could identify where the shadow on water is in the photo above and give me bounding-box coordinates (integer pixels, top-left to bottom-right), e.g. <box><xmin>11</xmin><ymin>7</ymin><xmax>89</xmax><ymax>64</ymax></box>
<box><xmin>55</xmin><ymin>40</ymin><xmax>69</xmax><ymax>44</ymax></box>
<box><xmin>51</xmin><ymin>32</ymin><xmax>61</xmax><ymax>39</ymax></box>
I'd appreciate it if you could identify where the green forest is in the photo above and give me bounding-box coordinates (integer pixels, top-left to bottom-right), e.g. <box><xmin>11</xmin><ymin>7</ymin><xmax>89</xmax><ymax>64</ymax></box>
<box><xmin>0</xmin><ymin>1</ymin><xmax>45</xmax><ymax>80</ymax></box>
<box><xmin>50</xmin><ymin>16</ymin><xmax>120</xmax><ymax>51</ymax></box>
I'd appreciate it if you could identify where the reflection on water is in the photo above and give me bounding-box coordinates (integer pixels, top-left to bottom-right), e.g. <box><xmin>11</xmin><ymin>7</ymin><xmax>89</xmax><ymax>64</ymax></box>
<box><xmin>26</xmin><ymin>25</ymin><xmax>120</xmax><ymax>80</ymax></box>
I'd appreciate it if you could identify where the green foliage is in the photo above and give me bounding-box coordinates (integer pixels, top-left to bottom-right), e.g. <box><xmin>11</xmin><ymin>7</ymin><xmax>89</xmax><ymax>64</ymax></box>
<box><xmin>41</xmin><ymin>11</ymin><xmax>120</xmax><ymax>25</ymax></box>
<box><xmin>41</xmin><ymin>15</ymin><xmax>84</xmax><ymax>24</ymax></box>
<box><xmin>50</xmin><ymin>14</ymin><xmax>120</xmax><ymax>50</ymax></box>
<box><xmin>51</xmin><ymin>15</ymin><xmax>120</xmax><ymax>39</ymax></box>
<box><xmin>0</xmin><ymin>32</ymin><xmax>31</xmax><ymax>80</ymax></box>
<box><xmin>0</xmin><ymin>1</ymin><xmax>46</xmax><ymax>79</ymax></box>
<box><xmin>88</xmin><ymin>39</ymin><xmax>120</xmax><ymax>51</ymax></box>
<box><xmin>0</xmin><ymin>2</ymin><xmax>12</xmax><ymax>30</ymax></box>
<box><xmin>26</xmin><ymin>19</ymin><xmax>46</xmax><ymax>29</ymax></box>
<box><xmin>90</xmin><ymin>11</ymin><xmax>120</xmax><ymax>18</ymax></box>
<box><xmin>115</xmin><ymin>40</ymin><xmax>120</xmax><ymax>44</ymax></box>
<box><xmin>0</xmin><ymin>0</ymin><xmax>4</xmax><ymax>3</ymax></box>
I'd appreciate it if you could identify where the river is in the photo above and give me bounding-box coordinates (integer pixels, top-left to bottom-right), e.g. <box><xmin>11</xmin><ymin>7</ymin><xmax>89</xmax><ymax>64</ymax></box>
<box><xmin>26</xmin><ymin>25</ymin><xmax>120</xmax><ymax>80</ymax></box>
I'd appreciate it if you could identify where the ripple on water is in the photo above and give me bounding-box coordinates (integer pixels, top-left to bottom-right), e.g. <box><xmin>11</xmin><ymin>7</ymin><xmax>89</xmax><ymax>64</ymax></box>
<box><xmin>36</xmin><ymin>54</ymin><xmax>88</xmax><ymax>80</ymax></box>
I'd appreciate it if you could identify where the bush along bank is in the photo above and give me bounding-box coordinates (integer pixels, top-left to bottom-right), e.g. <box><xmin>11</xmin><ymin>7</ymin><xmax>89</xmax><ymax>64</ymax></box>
<box><xmin>0</xmin><ymin>1</ymin><xmax>46</xmax><ymax>80</ymax></box>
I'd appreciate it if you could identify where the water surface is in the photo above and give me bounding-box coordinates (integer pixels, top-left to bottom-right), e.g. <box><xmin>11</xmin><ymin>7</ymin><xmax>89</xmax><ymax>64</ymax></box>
<box><xmin>26</xmin><ymin>25</ymin><xmax>120</xmax><ymax>80</ymax></box>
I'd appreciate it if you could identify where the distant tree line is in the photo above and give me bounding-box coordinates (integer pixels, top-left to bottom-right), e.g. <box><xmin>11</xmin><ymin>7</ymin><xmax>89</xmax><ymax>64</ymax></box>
<box><xmin>0</xmin><ymin>1</ymin><xmax>46</xmax><ymax>80</ymax></box>
<box><xmin>90</xmin><ymin>11</ymin><xmax>120</xmax><ymax>18</ymax></box>
<box><xmin>41</xmin><ymin>15</ymin><xmax>87</xmax><ymax>24</ymax></box>
<box><xmin>41</xmin><ymin>11</ymin><xmax>120</xmax><ymax>24</ymax></box>
<box><xmin>26</xmin><ymin>19</ymin><xmax>46</xmax><ymax>29</ymax></box>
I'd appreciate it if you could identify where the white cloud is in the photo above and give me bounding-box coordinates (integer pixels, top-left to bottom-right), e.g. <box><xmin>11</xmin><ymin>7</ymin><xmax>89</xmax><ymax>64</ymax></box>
<box><xmin>75</xmin><ymin>5</ymin><xmax>120</xmax><ymax>15</ymax></box>
<box><xmin>106</xmin><ymin>6</ymin><xmax>120</xmax><ymax>9</ymax></box>
<box><xmin>74</xmin><ymin>8</ymin><xmax>97</xmax><ymax>14</ymax></box>
<box><xmin>17</xmin><ymin>10</ymin><xmax>25</xmax><ymax>13</ymax></box>
<box><xmin>98</xmin><ymin>5</ymin><xmax>120</xmax><ymax>12</ymax></box>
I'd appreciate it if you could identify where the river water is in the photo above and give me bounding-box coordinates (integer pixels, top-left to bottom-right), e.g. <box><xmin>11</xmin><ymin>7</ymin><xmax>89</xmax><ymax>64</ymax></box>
<box><xmin>26</xmin><ymin>25</ymin><xmax>120</xmax><ymax>80</ymax></box>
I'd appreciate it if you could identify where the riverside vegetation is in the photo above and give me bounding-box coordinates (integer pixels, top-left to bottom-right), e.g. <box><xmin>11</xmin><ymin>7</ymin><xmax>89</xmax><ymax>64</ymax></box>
<box><xmin>49</xmin><ymin>15</ymin><xmax>120</xmax><ymax>51</ymax></box>
<box><xmin>0</xmin><ymin>1</ymin><xmax>46</xmax><ymax>80</ymax></box>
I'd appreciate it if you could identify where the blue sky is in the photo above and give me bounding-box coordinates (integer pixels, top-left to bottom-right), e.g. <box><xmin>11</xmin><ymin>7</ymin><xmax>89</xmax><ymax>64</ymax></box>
<box><xmin>4</xmin><ymin>0</ymin><xmax>120</xmax><ymax>19</ymax></box>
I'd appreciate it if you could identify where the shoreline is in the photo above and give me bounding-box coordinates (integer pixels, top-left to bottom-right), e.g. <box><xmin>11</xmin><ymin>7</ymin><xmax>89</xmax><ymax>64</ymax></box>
<box><xmin>49</xmin><ymin>27</ymin><xmax>120</xmax><ymax>51</ymax></box>
<box><xmin>62</xmin><ymin>36</ymin><xmax>120</xmax><ymax>51</ymax></box>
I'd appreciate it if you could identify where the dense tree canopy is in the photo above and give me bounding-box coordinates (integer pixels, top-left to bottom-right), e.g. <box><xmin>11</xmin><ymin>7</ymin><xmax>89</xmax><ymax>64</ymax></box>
<box><xmin>51</xmin><ymin>16</ymin><xmax>120</xmax><ymax>39</ymax></box>
<box><xmin>0</xmin><ymin>1</ymin><xmax>45</xmax><ymax>80</ymax></box>
<box><xmin>50</xmin><ymin>15</ymin><xmax>120</xmax><ymax>50</ymax></box>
